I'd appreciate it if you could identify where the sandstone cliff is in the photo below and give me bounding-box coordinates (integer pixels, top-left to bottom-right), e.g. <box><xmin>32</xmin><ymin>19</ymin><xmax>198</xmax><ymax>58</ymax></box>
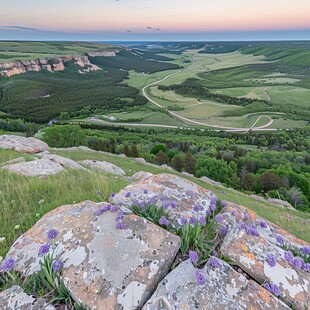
<box><xmin>0</xmin><ymin>50</ymin><xmax>119</xmax><ymax>77</ymax></box>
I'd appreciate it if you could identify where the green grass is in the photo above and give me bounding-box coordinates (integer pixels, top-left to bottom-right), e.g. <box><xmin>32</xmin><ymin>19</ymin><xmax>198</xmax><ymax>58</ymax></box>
<box><xmin>0</xmin><ymin>41</ymin><xmax>116</xmax><ymax>63</ymax></box>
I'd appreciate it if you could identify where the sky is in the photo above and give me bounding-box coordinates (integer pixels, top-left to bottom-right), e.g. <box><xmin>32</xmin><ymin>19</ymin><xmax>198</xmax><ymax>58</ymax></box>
<box><xmin>1</xmin><ymin>0</ymin><xmax>310</xmax><ymax>41</ymax></box>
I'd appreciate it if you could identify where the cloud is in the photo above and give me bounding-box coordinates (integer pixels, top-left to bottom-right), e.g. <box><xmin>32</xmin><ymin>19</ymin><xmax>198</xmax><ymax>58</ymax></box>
<box><xmin>0</xmin><ymin>25</ymin><xmax>38</xmax><ymax>31</ymax></box>
<box><xmin>146</xmin><ymin>26</ymin><xmax>160</xmax><ymax>31</ymax></box>
<box><xmin>126</xmin><ymin>29</ymin><xmax>133</xmax><ymax>32</ymax></box>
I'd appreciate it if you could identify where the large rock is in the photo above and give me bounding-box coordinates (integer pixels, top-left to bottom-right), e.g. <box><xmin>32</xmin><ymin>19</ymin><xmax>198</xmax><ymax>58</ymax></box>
<box><xmin>219</xmin><ymin>203</ymin><xmax>310</xmax><ymax>310</ymax></box>
<box><xmin>131</xmin><ymin>171</ymin><xmax>153</xmax><ymax>181</ymax></box>
<box><xmin>0</xmin><ymin>135</ymin><xmax>48</xmax><ymax>154</ymax></box>
<box><xmin>110</xmin><ymin>173</ymin><xmax>215</xmax><ymax>225</ymax></box>
<box><xmin>79</xmin><ymin>159</ymin><xmax>125</xmax><ymax>176</ymax></box>
<box><xmin>42</xmin><ymin>154</ymin><xmax>86</xmax><ymax>170</ymax></box>
<box><xmin>6</xmin><ymin>201</ymin><xmax>180</xmax><ymax>309</ymax></box>
<box><xmin>143</xmin><ymin>259</ymin><xmax>289</xmax><ymax>310</ymax></box>
<box><xmin>3</xmin><ymin>158</ymin><xmax>65</xmax><ymax>176</ymax></box>
<box><xmin>0</xmin><ymin>286</ymin><xmax>55</xmax><ymax>310</ymax></box>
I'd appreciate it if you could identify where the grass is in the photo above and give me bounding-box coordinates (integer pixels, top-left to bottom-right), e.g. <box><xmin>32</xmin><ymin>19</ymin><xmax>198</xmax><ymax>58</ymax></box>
<box><xmin>0</xmin><ymin>41</ymin><xmax>116</xmax><ymax>63</ymax></box>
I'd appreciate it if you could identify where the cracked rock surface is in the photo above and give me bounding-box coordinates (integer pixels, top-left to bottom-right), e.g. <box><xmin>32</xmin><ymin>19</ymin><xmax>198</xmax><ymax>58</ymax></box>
<box><xmin>0</xmin><ymin>286</ymin><xmax>55</xmax><ymax>310</ymax></box>
<box><xmin>0</xmin><ymin>135</ymin><xmax>48</xmax><ymax>154</ymax></box>
<box><xmin>6</xmin><ymin>201</ymin><xmax>180</xmax><ymax>309</ymax></box>
<box><xmin>220</xmin><ymin>203</ymin><xmax>310</xmax><ymax>310</ymax></box>
<box><xmin>143</xmin><ymin>258</ymin><xmax>289</xmax><ymax>310</ymax></box>
<box><xmin>79</xmin><ymin>159</ymin><xmax>126</xmax><ymax>176</ymax></box>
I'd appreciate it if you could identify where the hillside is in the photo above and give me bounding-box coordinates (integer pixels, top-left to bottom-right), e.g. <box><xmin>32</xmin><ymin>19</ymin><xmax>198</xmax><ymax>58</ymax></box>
<box><xmin>0</xmin><ymin>135</ymin><xmax>309</xmax><ymax>309</ymax></box>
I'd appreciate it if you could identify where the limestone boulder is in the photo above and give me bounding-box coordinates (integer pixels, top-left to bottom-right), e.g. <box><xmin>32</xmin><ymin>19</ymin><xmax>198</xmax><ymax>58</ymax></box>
<box><xmin>3</xmin><ymin>158</ymin><xmax>65</xmax><ymax>176</ymax></box>
<box><xmin>42</xmin><ymin>154</ymin><xmax>86</xmax><ymax>170</ymax></box>
<box><xmin>219</xmin><ymin>202</ymin><xmax>310</xmax><ymax>309</ymax></box>
<box><xmin>0</xmin><ymin>286</ymin><xmax>55</xmax><ymax>310</ymax></box>
<box><xmin>6</xmin><ymin>201</ymin><xmax>180</xmax><ymax>309</ymax></box>
<box><xmin>200</xmin><ymin>176</ymin><xmax>223</xmax><ymax>187</ymax></box>
<box><xmin>79</xmin><ymin>159</ymin><xmax>125</xmax><ymax>176</ymax></box>
<box><xmin>110</xmin><ymin>173</ymin><xmax>215</xmax><ymax>225</ymax></box>
<box><xmin>143</xmin><ymin>259</ymin><xmax>289</xmax><ymax>310</ymax></box>
<box><xmin>1</xmin><ymin>157</ymin><xmax>26</xmax><ymax>166</ymax></box>
<box><xmin>0</xmin><ymin>135</ymin><xmax>48</xmax><ymax>154</ymax></box>
<box><xmin>131</xmin><ymin>171</ymin><xmax>153</xmax><ymax>181</ymax></box>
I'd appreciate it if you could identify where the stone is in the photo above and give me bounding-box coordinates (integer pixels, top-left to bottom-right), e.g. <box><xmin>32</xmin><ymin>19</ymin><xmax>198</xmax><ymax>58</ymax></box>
<box><xmin>143</xmin><ymin>259</ymin><xmax>289</xmax><ymax>310</ymax></box>
<box><xmin>135</xmin><ymin>157</ymin><xmax>146</xmax><ymax>164</ymax></box>
<box><xmin>268</xmin><ymin>198</ymin><xmax>293</xmax><ymax>208</ymax></box>
<box><xmin>0</xmin><ymin>286</ymin><xmax>55</xmax><ymax>310</ymax></box>
<box><xmin>6</xmin><ymin>201</ymin><xmax>180</xmax><ymax>309</ymax></box>
<box><xmin>42</xmin><ymin>154</ymin><xmax>86</xmax><ymax>170</ymax></box>
<box><xmin>160</xmin><ymin>164</ymin><xmax>173</xmax><ymax>171</ymax></box>
<box><xmin>1</xmin><ymin>157</ymin><xmax>26</xmax><ymax>166</ymax></box>
<box><xmin>0</xmin><ymin>135</ymin><xmax>48</xmax><ymax>154</ymax></box>
<box><xmin>219</xmin><ymin>202</ymin><xmax>310</xmax><ymax>310</ymax></box>
<box><xmin>79</xmin><ymin>159</ymin><xmax>125</xmax><ymax>176</ymax></box>
<box><xmin>110</xmin><ymin>173</ymin><xmax>215</xmax><ymax>226</ymax></box>
<box><xmin>181</xmin><ymin>171</ymin><xmax>194</xmax><ymax>177</ymax></box>
<box><xmin>200</xmin><ymin>176</ymin><xmax>223</xmax><ymax>187</ymax></box>
<box><xmin>131</xmin><ymin>171</ymin><xmax>153</xmax><ymax>181</ymax></box>
<box><xmin>3</xmin><ymin>158</ymin><xmax>65</xmax><ymax>176</ymax></box>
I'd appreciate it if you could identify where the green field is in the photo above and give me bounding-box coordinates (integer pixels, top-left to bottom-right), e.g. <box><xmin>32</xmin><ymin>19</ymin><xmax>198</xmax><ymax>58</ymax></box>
<box><xmin>0</xmin><ymin>41</ymin><xmax>116</xmax><ymax>63</ymax></box>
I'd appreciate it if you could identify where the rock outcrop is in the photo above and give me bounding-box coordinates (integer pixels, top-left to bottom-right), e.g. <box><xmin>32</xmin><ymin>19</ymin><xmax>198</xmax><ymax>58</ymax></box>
<box><xmin>0</xmin><ymin>286</ymin><xmax>55</xmax><ymax>310</ymax></box>
<box><xmin>0</xmin><ymin>135</ymin><xmax>48</xmax><ymax>154</ymax></box>
<box><xmin>110</xmin><ymin>173</ymin><xmax>215</xmax><ymax>225</ymax></box>
<box><xmin>131</xmin><ymin>171</ymin><xmax>153</xmax><ymax>181</ymax></box>
<box><xmin>220</xmin><ymin>203</ymin><xmax>310</xmax><ymax>309</ymax></box>
<box><xmin>79</xmin><ymin>159</ymin><xmax>125</xmax><ymax>176</ymax></box>
<box><xmin>6</xmin><ymin>201</ymin><xmax>180</xmax><ymax>309</ymax></box>
<box><xmin>87</xmin><ymin>50</ymin><xmax>120</xmax><ymax>57</ymax></box>
<box><xmin>0</xmin><ymin>55</ymin><xmax>105</xmax><ymax>77</ymax></box>
<box><xmin>144</xmin><ymin>259</ymin><xmax>290</xmax><ymax>310</ymax></box>
<box><xmin>3</xmin><ymin>154</ymin><xmax>85</xmax><ymax>176</ymax></box>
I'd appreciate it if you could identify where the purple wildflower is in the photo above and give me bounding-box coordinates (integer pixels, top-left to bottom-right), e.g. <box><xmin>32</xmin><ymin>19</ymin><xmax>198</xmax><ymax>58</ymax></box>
<box><xmin>52</xmin><ymin>260</ymin><xmax>63</xmax><ymax>272</ymax></box>
<box><xmin>159</xmin><ymin>216</ymin><xmax>170</xmax><ymax>226</ymax></box>
<box><xmin>215</xmin><ymin>214</ymin><xmax>223</xmax><ymax>223</ymax></box>
<box><xmin>199</xmin><ymin>216</ymin><xmax>206</xmax><ymax>226</ymax></box>
<box><xmin>193</xmin><ymin>204</ymin><xmax>200</xmax><ymax>212</ymax></box>
<box><xmin>276</xmin><ymin>234</ymin><xmax>285</xmax><ymax>245</ymax></box>
<box><xmin>263</xmin><ymin>282</ymin><xmax>281</xmax><ymax>297</ymax></box>
<box><xmin>116</xmin><ymin>220</ymin><xmax>126</xmax><ymax>230</ymax></box>
<box><xmin>259</xmin><ymin>221</ymin><xmax>267</xmax><ymax>229</ymax></box>
<box><xmin>302</xmin><ymin>263</ymin><xmax>310</xmax><ymax>272</ymax></box>
<box><xmin>110</xmin><ymin>205</ymin><xmax>117</xmax><ymax>212</ymax></box>
<box><xmin>220</xmin><ymin>225</ymin><xmax>228</xmax><ymax>235</ymax></box>
<box><xmin>139</xmin><ymin>200</ymin><xmax>146</xmax><ymax>208</ymax></box>
<box><xmin>110</xmin><ymin>192</ymin><xmax>115</xmax><ymax>198</ymax></box>
<box><xmin>210</xmin><ymin>203</ymin><xmax>217</xmax><ymax>211</ymax></box>
<box><xmin>195</xmin><ymin>269</ymin><xmax>206</xmax><ymax>285</ymax></box>
<box><xmin>211</xmin><ymin>196</ymin><xmax>218</xmax><ymax>205</ymax></box>
<box><xmin>292</xmin><ymin>256</ymin><xmax>304</xmax><ymax>269</ymax></box>
<box><xmin>162</xmin><ymin>201</ymin><xmax>170</xmax><ymax>209</ymax></box>
<box><xmin>118</xmin><ymin>202</ymin><xmax>123</xmax><ymax>207</ymax></box>
<box><xmin>97</xmin><ymin>191</ymin><xmax>102</xmax><ymax>196</ymax></box>
<box><xmin>189</xmin><ymin>250</ymin><xmax>199</xmax><ymax>263</ymax></box>
<box><xmin>160</xmin><ymin>195</ymin><xmax>165</xmax><ymax>201</ymax></box>
<box><xmin>133</xmin><ymin>199</ymin><xmax>139</xmax><ymax>205</ymax></box>
<box><xmin>240</xmin><ymin>222</ymin><xmax>247</xmax><ymax>230</ymax></box>
<box><xmin>38</xmin><ymin>243</ymin><xmax>50</xmax><ymax>257</ymax></box>
<box><xmin>170</xmin><ymin>201</ymin><xmax>177</xmax><ymax>209</ymax></box>
<box><xmin>102</xmin><ymin>204</ymin><xmax>110</xmax><ymax>212</ymax></box>
<box><xmin>149</xmin><ymin>196</ymin><xmax>157</xmax><ymax>205</ymax></box>
<box><xmin>125</xmin><ymin>192</ymin><xmax>131</xmax><ymax>198</ymax></box>
<box><xmin>220</xmin><ymin>200</ymin><xmax>228</xmax><ymax>207</ymax></box>
<box><xmin>115</xmin><ymin>210</ymin><xmax>124</xmax><ymax>221</ymax></box>
<box><xmin>0</xmin><ymin>258</ymin><xmax>15</xmax><ymax>272</ymax></box>
<box><xmin>189</xmin><ymin>216</ymin><xmax>197</xmax><ymax>225</ymax></box>
<box><xmin>94</xmin><ymin>208</ymin><xmax>104</xmax><ymax>216</ymax></box>
<box><xmin>180</xmin><ymin>217</ymin><xmax>187</xmax><ymax>226</ymax></box>
<box><xmin>266</xmin><ymin>254</ymin><xmax>277</xmax><ymax>267</ymax></box>
<box><xmin>301</xmin><ymin>246</ymin><xmax>310</xmax><ymax>255</ymax></box>
<box><xmin>47</xmin><ymin>229</ymin><xmax>58</xmax><ymax>240</ymax></box>
<box><xmin>231</xmin><ymin>210</ymin><xmax>236</xmax><ymax>216</ymax></box>
<box><xmin>209</xmin><ymin>256</ymin><xmax>221</xmax><ymax>269</ymax></box>
<box><xmin>252</xmin><ymin>228</ymin><xmax>260</xmax><ymax>237</ymax></box>
<box><xmin>284</xmin><ymin>251</ymin><xmax>294</xmax><ymax>264</ymax></box>
<box><xmin>244</xmin><ymin>214</ymin><xmax>250</xmax><ymax>221</ymax></box>
<box><xmin>206</xmin><ymin>208</ymin><xmax>211</xmax><ymax>216</ymax></box>
<box><xmin>251</xmin><ymin>223</ymin><xmax>257</xmax><ymax>229</ymax></box>
<box><xmin>143</xmin><ymin>189</ymin><xmax>148</xmax><ymax>194</ymax></box>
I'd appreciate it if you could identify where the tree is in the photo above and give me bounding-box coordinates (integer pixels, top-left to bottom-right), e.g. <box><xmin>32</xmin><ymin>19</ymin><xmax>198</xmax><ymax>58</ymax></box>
<box><xmin>184</xmin><ymin>152</ymin><xmax>196</xmax><ymax>174</ymax></box>
<box><xmin>130</xmin><ymin>144</ymin><xmax>139</xmax><ymax>158</ymax></box>
<box><xmin>171</xmin><ymin>155</ymin><xmax>184</xmax><ymax>172</ymax></box>
<box><xmin>124</xmin><ymin>145</ymin><xmax>130</xmax><ymax>157</ymax></box>
<box><xmin>40</xmin><ymin>125</ymin><xmax>87</xmax><ymax>147</ymax></box>
<box><xmin>257</xmin><ymin>171</ymin><xmax>288</xmax><ymax>192</ymax></box>
<box><xmin>150</xmin><ymin>144</ymin><xmax>168</xmax><ymax>155</ymax></box>
<box><xmin>156</xmin><ymin>150</ymin><xmax>169</xmax><ymax>165</ymax></box>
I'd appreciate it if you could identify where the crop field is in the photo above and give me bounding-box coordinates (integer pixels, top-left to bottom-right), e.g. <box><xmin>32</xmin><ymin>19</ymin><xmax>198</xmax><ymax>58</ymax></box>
<box><xmin>0</xmin><ymin>41</ymin><xmax>116</xmax><ymax>63</ymax></box>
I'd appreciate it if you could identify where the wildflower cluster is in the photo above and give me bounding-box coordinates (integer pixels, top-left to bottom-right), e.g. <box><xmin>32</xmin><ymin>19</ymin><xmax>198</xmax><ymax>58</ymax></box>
<box><xmin>263</xmin><ymin>282</ymin><xmax>281</xmax><ymax>297</ymax></box>
<box><xmin>283</xmin><ymin>247</ymin><xmax>310</xmax><ymax>273</ymax></box>
<box><xmin>94</xmin><ymin>203</ymin><xmax>126</xmax><ymax>230</ymax></box>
